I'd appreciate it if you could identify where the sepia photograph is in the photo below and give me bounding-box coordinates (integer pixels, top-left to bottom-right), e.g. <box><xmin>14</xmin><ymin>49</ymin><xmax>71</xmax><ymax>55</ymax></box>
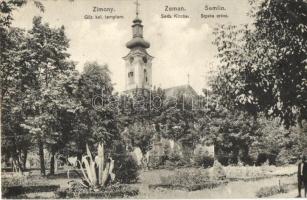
<box><xmin>0</xmin><ymin>0</ymin><xmax>307</xmax><ymax>198</ymax></box>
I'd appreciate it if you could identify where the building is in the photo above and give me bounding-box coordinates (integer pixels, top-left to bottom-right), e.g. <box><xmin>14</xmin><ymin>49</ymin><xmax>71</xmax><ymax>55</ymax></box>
<box><xmin>123</xmin><ymin>3</ymin><xmax>153</xmax><ymax>95</ymax></box>
<box><xmin>164</xmin><ymin>84</ymin><xmax>198</xmax><ymax>99</ymax></box>
<box><xmin>123</xmin><ymin>1</ymin><xmax>198</xmax><ymax>98</ymax></box>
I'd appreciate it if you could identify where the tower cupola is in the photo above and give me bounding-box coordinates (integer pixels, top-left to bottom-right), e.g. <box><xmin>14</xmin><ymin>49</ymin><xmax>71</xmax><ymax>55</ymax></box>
<box><xmin>126</xmin><ymin>1</ymin><xmax>150</xmax><ymax>49</ymax></box>
<box><xmin>123</xmin><ymin>0</ymin><xmax>153</xmax><ymax>93</ymax></box>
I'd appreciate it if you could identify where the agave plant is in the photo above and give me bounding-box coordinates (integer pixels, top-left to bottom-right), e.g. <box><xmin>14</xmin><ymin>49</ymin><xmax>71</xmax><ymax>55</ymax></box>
<box><xmin>77</xmin><ymin>143</ymin><xmax>115</xmax><ymax>190</ymax></box>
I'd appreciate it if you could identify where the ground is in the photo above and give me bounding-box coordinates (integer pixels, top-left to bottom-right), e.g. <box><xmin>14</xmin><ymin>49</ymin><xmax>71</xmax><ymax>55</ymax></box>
<box><xmin>1</xmin><ymin>166</ymin><xmax>303</xmax><ymax>199</ymax></box>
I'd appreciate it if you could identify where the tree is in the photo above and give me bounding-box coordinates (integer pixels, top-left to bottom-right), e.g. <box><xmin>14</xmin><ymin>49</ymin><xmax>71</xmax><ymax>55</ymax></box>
<box><xmin>250</xmin><ymin>117</ymin><xmax>307</xmax><ymax>165</ymax></box>
<box><xmin>42</xmin><ymin>69</ymin><xmax>80</xmax><ymax>174</ymax></box>
<box><xmin>0</xmin><ymin>0</ymin><xmax>44</xmax><ymax>28</ymax></box>
<box><xmin>1</xmin><ymin>27</ymin><xmax>34</xmax><ymax>172</ymax></box>
<box><xmin>1</xmin><ymin>3</ymin><xmax>44</xmax><ymax>167</ymax></box>
<box><xmin>211</xmin><ymin>0</ymin><xmax>307</xmax><ymax>128</ymax></box>
<box><xmin>123</xmin><ymin>121</ymin><xmax>155</xmax><ymax>155</ymax></box>
<box><xmin>20</xmin><ymin>16</ymin><xmax>71</xmax><ymax>175</ymax></box>
<box><xmin>117</xmin><ymin>87</ymin><xmax>166</xmax><ymax>154</ymax></box>
<box><xmin>72</xmin><ymin>62</ymin><xmax>119</xmax><ymax>157</ymax></box>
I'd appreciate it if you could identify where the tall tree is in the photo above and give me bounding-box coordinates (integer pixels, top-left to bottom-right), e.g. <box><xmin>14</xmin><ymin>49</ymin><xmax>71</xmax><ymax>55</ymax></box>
<box><xmin>1</xmin><ymin>27</ymin><xmax>34</xmax><ymax>172</ymax></box>
<box><xmin>21</xmin><ymin>16</ymin><xmax>71</xmax><ymax>175</ymax></box>
<box><xmin>72</xmin><ymin>62</ymin><xmax>119</xmax><ymax>157</ymax></box>
<box><xmin>42</xmin><ymin>69</ymin><xmax>80</xmax><ymax>174</ymax></box>
<box><xmin>211</xmin><ymin>0</ymin><xmax>307</xmax><ymax>128</ymax></box>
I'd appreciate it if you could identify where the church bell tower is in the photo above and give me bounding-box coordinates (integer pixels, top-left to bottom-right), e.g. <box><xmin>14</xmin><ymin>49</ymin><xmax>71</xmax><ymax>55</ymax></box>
<box><xmin>123</xmin><ymin>0</ymin><xmax>153</xmax><ymax>94</ymax></box>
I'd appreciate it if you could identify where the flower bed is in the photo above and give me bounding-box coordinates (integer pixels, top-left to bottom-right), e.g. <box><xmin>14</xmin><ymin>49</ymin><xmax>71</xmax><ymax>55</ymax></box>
<box><xmin>149</xmin><ymin>167</ymin><xmax>227</xmax><ymax>191</ymax></box>
<box><xmin>227</xmin><ymin>176</ymin><xmax>273</xmax><ymax>182</ymax></box>
<box><xmin>2</xmin><ymin>184</ymin><xmax>60</xmax><ymax>198</ymax></box>
<box><xmin>55</xmin><ymin>184</ymin><xmax>139</xmax><ymax>198</ymax></box>
<box><xmin>255</xmin><ymin>183</ymin><xmax>296</xmax><ymax>198</ymax></box>
<box><xmin>149</xmin><ymin>180</ymin><xmax>228</xmax><ymax>191</ymax></box>
<box><xmin>224</xmin><ymin>165</ymin><xmax>297</xmax><ymax>180</ymax></box>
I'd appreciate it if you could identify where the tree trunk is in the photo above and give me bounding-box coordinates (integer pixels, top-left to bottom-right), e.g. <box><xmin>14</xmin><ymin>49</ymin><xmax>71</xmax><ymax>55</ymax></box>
<box><xmin>12</xmin><ymin>153</ymin><xmax>23</xmax><ymax>174</ymax></box>
<box><xmin>38</xmin><ymin>138</ymin><xmax>45</xmax><ymax>176</ymax></box>
<box><xmin>50</xmin><ymin>149</ymin><xmax>55</xmax><ymax>175</ymax></box>
<box><xmin>22</xmin><ymin>149</ymin><xmax>28</xmax><ymax>170</ymax></box>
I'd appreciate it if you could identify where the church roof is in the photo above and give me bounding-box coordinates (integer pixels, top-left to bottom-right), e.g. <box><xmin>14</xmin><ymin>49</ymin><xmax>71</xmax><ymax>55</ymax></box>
<box><xmin>164</xmin><ymin>84</ymin><xmax>198</xmax><ymax>98</ymax></box>
<box><xmin>126</xmin><ymin>37</ymin><xmax>150</xmax><ymax>49</ymax></box>
<box><xmin>126</xmin><ymin>13</ymin><xmax>150</xmax><ymax>49</ymax></box>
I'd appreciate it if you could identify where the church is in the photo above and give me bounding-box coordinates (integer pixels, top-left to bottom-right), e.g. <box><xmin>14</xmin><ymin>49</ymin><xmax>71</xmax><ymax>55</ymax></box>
<box><xmin>120</xmin><ymin>2</ymin><xmax>208</xmax><ymax>165</ymax></box>
<box><xmin>122</xmin><ymin>1</ymin><xmax>198</xmax><ymax>98</ymax></box>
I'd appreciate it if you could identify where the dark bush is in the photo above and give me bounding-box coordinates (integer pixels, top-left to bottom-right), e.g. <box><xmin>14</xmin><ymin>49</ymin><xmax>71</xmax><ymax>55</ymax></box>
<box><xmin>147</xmin><ymin>150</ymin><xmax>164</xmax><ymax>169</ymax></box>
<box><xmin>2</xmin><ymin>185</ymin><xmax>60</xmax><ymax>198</ymax></box>
<box><xmin>193</xmin><ymin>146</ymin><xmax>214</xmax><ymax>168</ymax></box>
<box><xmin>110</xmin><ymin>141</ymin><xmax>140</xmax><ymax>184</ymax></box>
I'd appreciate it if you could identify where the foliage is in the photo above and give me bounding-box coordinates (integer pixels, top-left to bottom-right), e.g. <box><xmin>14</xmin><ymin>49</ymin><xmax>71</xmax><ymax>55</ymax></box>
<box><xmin>211</xmin><ymin>0</ymin><xmax>307</xmax><ymax>128</ymax></box>
<box><xmin>1</xmin><ymin>27</ymin><xmax>32</xmax><ymax>172</ymax></box>
<box><xmin>164</xmin><ymin>140</ymin><xmax>186</xmax><ymax>167</ymax></box>
<box><xmin>147</xmin><ymin>146</ymin><xmax>164</xmax><ymax>169</ymax></box>
<box><xmin>1</xmin><ymin>15</ymin><xmax>74</xmax><ymax>174</ymax></box>
<box><xmin>202</xmin><ymin>105</ymin><xmax>261</xmax><ymax>165</ymax></box>
<box><xmin>122</xmin><ymin>121</ymin><xmax>155</xmax><ymax>155</ymax></box>
<box><xmin>56</xmin><ymin>183</ymin><xmax>139</xmax><ymax>199</ymax></box>
<box><xmin>193</xmin><ymin>145</ymin><xmax>214</xmax><ymax>168</ymax></box>
<box><xmin>255</xmin><ymin>183</ymin><xmax>295</xmax><ymax>198</ymax></box>
<box><xmin>110</xmin><ymin>140</ymin><xmax>140</xmax><ymax>184</ymax></box>
<box><xmin>249</xmin><ymin>117</ymin><xmax>307</xmax><ymax>165</ymax></box>
<box><xmin>0</xmin><ymin>0</ymin><xmax>44</xmax><ymax>28</ymax></box>
<box><xmin>221</xmin><ymin>165</ymin><xmax>298</xmax><ymax>178</ymax></box>
<box><xmin>71</xmin><ymin>62</ymin><xmax>119</xmax><ymax>156</ymax></box>
<box><xmin>18</xmin><ymin>16</ymin><xmax>73</xmax><ymax>175</ymax></box>
<box><xmin>114</xmin><ymin>154</ymin><xmax>139</xmax><ymax>184</ymax></box>
<box><xmin>77</xmin><ymin>143</ymin><xmax>115</xmax><ymax>190</ymax></box>
<box><xmin>160</xmin><ymin>168</ymin><xmax>210</xmax><ymax>187</ymax></box>
<box><xmin>157</xmin><ymin>168</ymin><xmax>229</xmax><ymax>191</ymax></box>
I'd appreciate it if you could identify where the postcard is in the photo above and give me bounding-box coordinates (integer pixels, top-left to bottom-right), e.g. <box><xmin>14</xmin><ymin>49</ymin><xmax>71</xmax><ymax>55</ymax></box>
<box><xmin>1</xmin><ymin>0</ymin><xmax>306</xmax><ymax>198</ymax></box>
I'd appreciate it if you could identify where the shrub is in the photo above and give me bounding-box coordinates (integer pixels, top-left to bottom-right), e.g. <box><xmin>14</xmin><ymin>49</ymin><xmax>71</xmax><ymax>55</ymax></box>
<box><xmin>56</xmin><ymin>184</ymin><xmax>139</xmax><ymax>198</ymax></box>
<box><xmin>160</xmin><ymin>168</ymin><xmax>210</xmax><ymax>186</ymax></box>
<box><xmin>155</xmin><ymin>168</ymin><xmax>228</xmax><ymax>191</ymax></box>
<box><xmin>276</xmin><ymin>149</ymin><xmax>297</xmax><ymax>165</ymax></box>
<box><xmin>111</xmin><ymin>141</ymin><xmax>140</xmax><ymax>184</ymax></box>
<box><xmin>147</xmin><ymin>148</ymin><xmax>164</xmax><ymax>169</ymax></box>
<box><xmin>77</xmin><ymin>143</ymin><xmax>115</xmax><ymax>189</ymax></box>
<box><xmin>115</xmin><ymin>153</ymin><xmax>139</xmax><ymax>183</ymax></box>
<box><xmin>1</xmin><ymin>175</ymin><xmax>24</xmax><ymax>187</ymax></box>
<box><xmin>193</xmin><ymin>146</ymin><xmax>214</xmax><ymax>168</ymax></box>
<box><xmin>2</xmin><ymin>185</ymin><xmax>60</xmax><ymax>198</ymax></box>
<box><xmin>167</xmin><ymin>144</ymin><xmax>183</xmax><ymax>163</ymax></box>
<box><xmin>255</xmin><ymin>183</ymin><xmax>295</xmax><ymax>198</ymax></box>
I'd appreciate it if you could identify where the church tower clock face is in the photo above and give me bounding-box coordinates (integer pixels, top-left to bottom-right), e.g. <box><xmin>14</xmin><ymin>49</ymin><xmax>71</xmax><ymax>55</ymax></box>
<box><xmin>123</xmin><ymin>0</ymin><xmax>153</xmax><ymax>94</ymax></box>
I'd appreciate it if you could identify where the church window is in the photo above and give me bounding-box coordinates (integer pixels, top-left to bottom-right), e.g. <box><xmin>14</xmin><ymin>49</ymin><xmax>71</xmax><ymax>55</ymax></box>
<box><xmin>128</xmin><ymin>71</ymin><xmax>134</xmax><ymax>84</ymax></box>
<box><xmin>143</xmin><ymin>57</ymin><xmax>147</xmax><ymax>63</ymax></box>
<box><xmin>130</xmin><ymin>57</ymin><xmax>134</xmax><ymax>64</ymax></box>
<box><xmin>128</xmin><ymin>71</ymin><xmax>134</xmax><ymax>77</ymax></box>
<box><xmin>144</xmin><ymin>69</ymin><xmax>148</xmax><ymax>82</ymax></box>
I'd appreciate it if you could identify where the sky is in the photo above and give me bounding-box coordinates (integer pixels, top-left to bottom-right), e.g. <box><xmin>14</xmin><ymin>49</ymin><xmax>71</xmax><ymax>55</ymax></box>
<box><xmin>12</xmin><ymin>0</ymin><xmax>253</xmax><ymax>94</ymax></box>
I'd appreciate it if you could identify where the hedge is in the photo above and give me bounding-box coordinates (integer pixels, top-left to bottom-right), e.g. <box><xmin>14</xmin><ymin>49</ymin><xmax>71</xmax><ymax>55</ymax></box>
<box><xmin>149</xmin><ymin>180</ymin><xmax>228</xmax><ymax>191</ymax></box>
<box><xmin>2</xmin><ymin>185</ymin><xmax>60</xmax><ymax>198</ymax></box>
